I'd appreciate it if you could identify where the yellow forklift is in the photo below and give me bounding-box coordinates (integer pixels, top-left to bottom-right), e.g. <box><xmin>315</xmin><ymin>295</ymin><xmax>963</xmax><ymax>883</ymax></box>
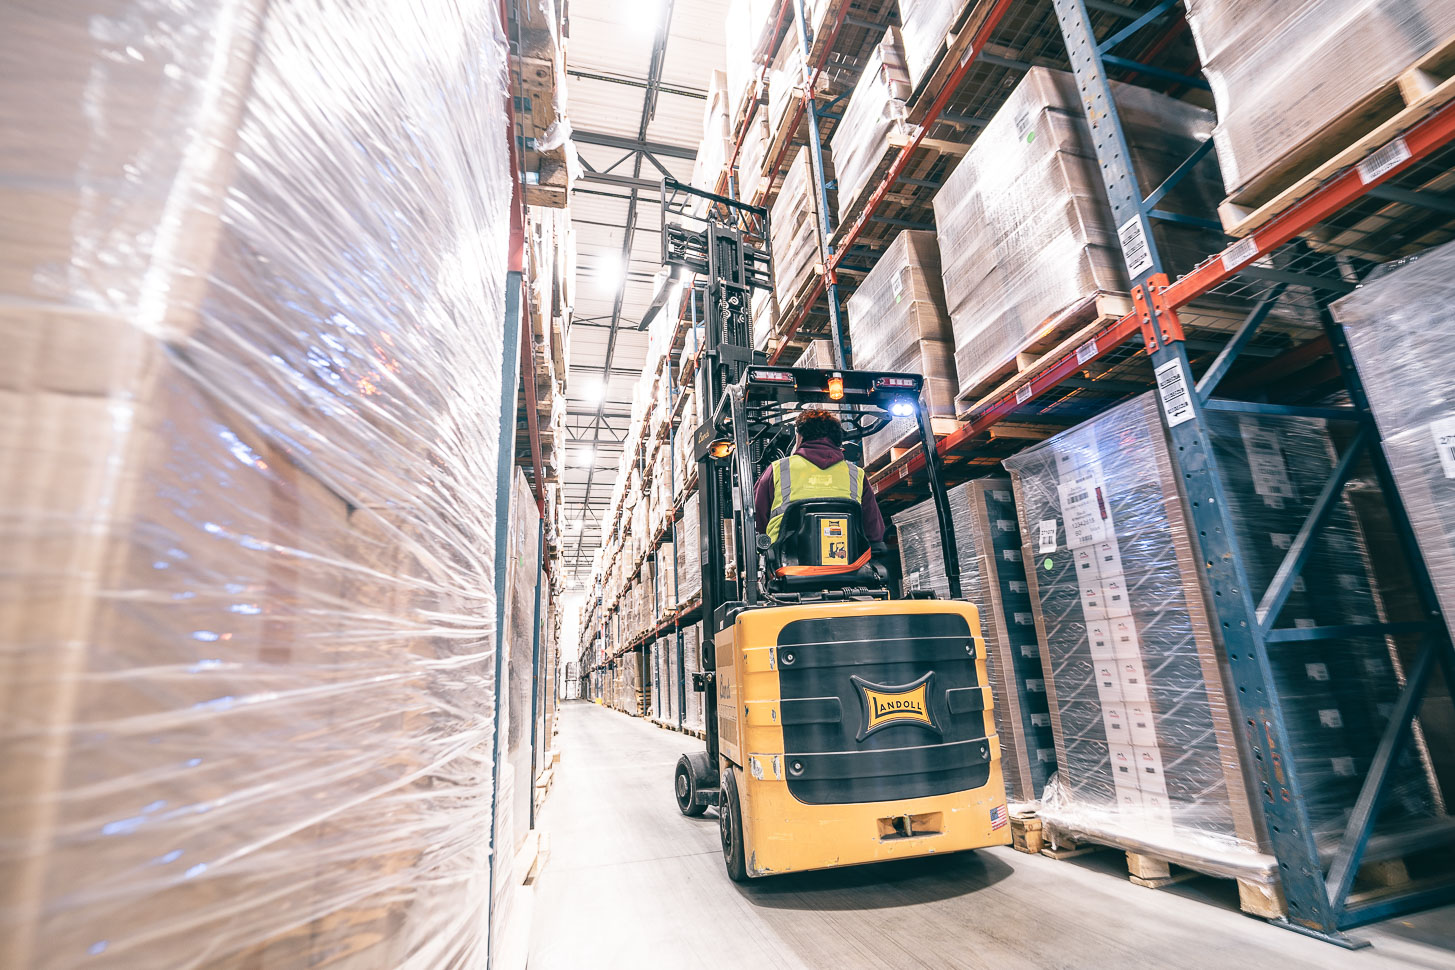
<box><xmin>660</xmin><ymin>178</ymin><xmax>1010</xmax><ymax>881</ymax></box>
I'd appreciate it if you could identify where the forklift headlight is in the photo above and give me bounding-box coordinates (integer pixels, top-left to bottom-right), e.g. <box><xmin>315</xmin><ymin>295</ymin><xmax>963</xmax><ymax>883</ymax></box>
<box><xmin>890</xmin><ymin>399</ymin><xmax>915</xmax><ymax>417</ymax></box>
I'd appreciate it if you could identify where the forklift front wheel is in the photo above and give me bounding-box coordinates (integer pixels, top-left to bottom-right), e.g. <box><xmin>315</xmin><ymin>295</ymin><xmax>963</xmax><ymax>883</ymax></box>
<box><xmin>719</xmin><ymin>765</ymin><xmax>748</xmax><ymax>882</ymax></box>
<box><xmin>675</xmin><ymin>752</ymin><xmax>713</xmax><ymax>817</ymax></box>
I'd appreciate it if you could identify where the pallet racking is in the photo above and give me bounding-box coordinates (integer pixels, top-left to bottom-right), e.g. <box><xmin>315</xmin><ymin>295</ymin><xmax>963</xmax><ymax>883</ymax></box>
<box><xmin>578</xmin><ymin>0</ymin><xmax>1455</xmax><ymax>944</ymax></box>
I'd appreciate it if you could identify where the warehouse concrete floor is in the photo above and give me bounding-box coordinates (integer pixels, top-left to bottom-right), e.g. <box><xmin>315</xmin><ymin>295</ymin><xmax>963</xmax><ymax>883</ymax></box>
<box><xmin>529</xmin><ymin>701</ymin><xmax>1455</xmax><ymax>970</ymax></box>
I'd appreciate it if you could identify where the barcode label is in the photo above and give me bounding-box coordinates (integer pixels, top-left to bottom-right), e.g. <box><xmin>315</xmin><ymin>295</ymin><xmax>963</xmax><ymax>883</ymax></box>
<box><xmin>1221</xmin><ymin>234</ymin><xmax>1258</xmax><ymax>272</ymax></box>
<box><xmin>1117</xmin><ymin>216</ymin><xmax>1154</xmax><ymax>278</ymax></box>
<box><xmin>1430</xmin><ymin>416</ymin><xmax>1455</xmax><ymax>478</ymax></box>
<box><xmin>1076</xmin><ymin>338</ymin><xmax>1098</xmax><ymax>364</ymax></box>
<box><xmin>1037</xmin><ymin>518</ymin><xmax>1058</xmax><ymax>553</ymax></box>
<box><xmin>1015</xmin><ymin>383</ymin><xmax>1033</xmax><ymax>404</ymax></box>
<box><xmin>891</xmin><ymin>270</ymin><xmax>905</xmax><ymax>304</ymax></box>
<box><xmin>1358</xmin><ymin>137</ymin><xmax>1411</xmax><ymax>184</ymax></box>
<box><xmin>1154</xmin><ymin>358</ymin><xmax>1195</xmax><ymax>427</ymax></box>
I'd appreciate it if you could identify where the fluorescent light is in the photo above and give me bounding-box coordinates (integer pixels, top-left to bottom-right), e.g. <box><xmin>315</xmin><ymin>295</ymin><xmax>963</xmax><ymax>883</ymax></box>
<box><xmin>577</xmin><ymin>378</ymin><xmax>604</xmax><ymax>404</ymax></box>
<box><xmin>574</xmin><ymin>447</ymin><xmax>595</xmax><ymax>466</ymax></box>
<box><xmin>595</xmin><ymin>255</ymin><xmax>626</xmax><ymax>293</ymax></box>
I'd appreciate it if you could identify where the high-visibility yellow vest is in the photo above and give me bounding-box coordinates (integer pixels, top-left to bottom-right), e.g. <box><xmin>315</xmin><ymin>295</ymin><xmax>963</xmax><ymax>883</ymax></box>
<box><xmin>766</xmin><ymin>454</ymin><xmax>865</xmax><ymax>543</ymax></box>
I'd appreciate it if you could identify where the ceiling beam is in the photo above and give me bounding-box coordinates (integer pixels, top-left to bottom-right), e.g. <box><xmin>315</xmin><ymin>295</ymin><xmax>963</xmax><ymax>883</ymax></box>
<box><xmin>574</xmin><ymin>129</ymin><xmax>697</xmax><ymax>160</ymax></box>
<box><xmin>566</xmin><ymin>69</ymin><xmax>706</xmax><ymax>101</ymax></box>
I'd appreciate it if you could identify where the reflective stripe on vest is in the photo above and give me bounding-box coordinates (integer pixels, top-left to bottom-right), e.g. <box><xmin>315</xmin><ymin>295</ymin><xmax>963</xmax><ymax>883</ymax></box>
<box><xmin>766</xmin><ymin>454</ymin><xmax>864</xmax><ymax>543</ymax></box>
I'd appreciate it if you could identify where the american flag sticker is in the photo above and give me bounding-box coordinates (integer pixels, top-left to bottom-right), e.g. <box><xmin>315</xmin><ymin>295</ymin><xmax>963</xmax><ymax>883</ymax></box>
<box><xmin>990</xmin><ymin>805</ymin><xmax>1008</xmax><ymax>830</ymax></box>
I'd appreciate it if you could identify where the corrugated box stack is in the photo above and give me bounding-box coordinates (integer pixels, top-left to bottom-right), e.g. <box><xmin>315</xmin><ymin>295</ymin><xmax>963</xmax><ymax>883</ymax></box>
<box><xmin>771</xmin><ymin>146</ymin><xmax>835</xmax><ymax>321</ymax></box>
<box><xmin>894</xmin><ymin>481</ymin><xmax>1055</xmax><ymax>805</ymax></box>
<box><xmin>831</xmin><ymin>27</ymin><xmax>913</xmax><ymax>227</ymax></box>
<box><xmin>845</xmin><ymin>230</ymin><xmax>957</xmax><ymax>465</ymax></box>
<box><xmin>935</xmin><ymin>67</ymin><xmax>1225</xmax><ymax>399</ymax></box>
<box><xmin>1185</xmin><ymin>0</ymin><xmax>1455</xmax><ymax>197</ymax></box>
<box><xmin>694</xmin><ymin>70</ymin><xmax>734</xmax><ymax>200</ymax></box>
<box><xmin>1</xmin><ymin>1</ymin><xmax>516</xmax><ymax>966</ymax></box>
<box><xmin>1004</xmin><ymin>394</ymin><xmax>1441</xmax><ymax>884</ymax></box>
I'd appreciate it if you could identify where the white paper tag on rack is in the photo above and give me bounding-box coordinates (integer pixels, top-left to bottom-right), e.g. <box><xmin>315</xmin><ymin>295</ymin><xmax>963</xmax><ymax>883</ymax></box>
<box><xmin>1154</xmin><ymin>358</ymin><xmax>1195</xmax><ymax>427</ymax></box>
<box><xmin>1015</xmin><ymin>383</ymin><xmax>1033</xmax><ymax>404</ymax></box>
<box><xmin>1358</xmin><ymin>137</ymin><xmax>1411</xmax><ymax>184</ymax></box>
<box><xmin>1037</xmin><ymin>519</ymin><xmax>1058</xmax><ymax>554</ymax></box>
<box><xmin>1117</xmin><ymin>216</ymin><xmax>1154</xmax><ymax>278</ymax></box>
<box><xmin>891</xmin><ymin>270</ymin><xmax>905</xmax><ymax>304</ymax></box>
<box><xmin>1076</xmin><ymin>338</ymin><xmax>1098</xmax><ymax>364</ymax></box>
<box><xmin>1221</xmin><ymin>234</ymin><xmax>1258</xmax><ymax>273</ymax></box>
<box><xmin>1429</xmin><ymin>416</ymin><xmax>1455</xmax><ymax>478</ymax></box>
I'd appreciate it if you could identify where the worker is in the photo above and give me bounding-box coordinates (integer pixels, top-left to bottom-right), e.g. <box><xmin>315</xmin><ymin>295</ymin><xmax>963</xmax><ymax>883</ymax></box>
<box><xmin>753</xmin><ymin>409</ymin><xmax>886</xmax><ymax>550</ymax></box>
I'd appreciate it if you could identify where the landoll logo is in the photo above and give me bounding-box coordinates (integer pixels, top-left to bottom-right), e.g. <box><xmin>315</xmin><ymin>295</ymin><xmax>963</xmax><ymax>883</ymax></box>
<box><xmin>853</xmin><ymin>672</ymin><xmax>939</xmax><ymax>740</ymax></box>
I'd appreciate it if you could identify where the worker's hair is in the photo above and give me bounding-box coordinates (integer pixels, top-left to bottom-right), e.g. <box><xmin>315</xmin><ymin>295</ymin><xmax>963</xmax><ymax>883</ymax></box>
<box><xmin>795</xmin><ymin>409</ymin><xmax>843</xmax><ymax>446</ymax></box>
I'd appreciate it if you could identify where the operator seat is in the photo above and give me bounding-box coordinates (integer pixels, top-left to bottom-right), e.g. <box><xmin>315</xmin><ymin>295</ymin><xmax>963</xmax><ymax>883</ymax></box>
<box><xmin>764</xmin><ymin>497</ymin><xmax>888</xmax><ymax>595</ymax></box>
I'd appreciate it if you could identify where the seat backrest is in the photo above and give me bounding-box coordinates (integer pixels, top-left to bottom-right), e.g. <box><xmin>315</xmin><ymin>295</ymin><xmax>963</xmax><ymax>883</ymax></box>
<box><xmin>768</xmin><ymin>498</ymin><xmax>883</xmax><ymax>593</ymax></box>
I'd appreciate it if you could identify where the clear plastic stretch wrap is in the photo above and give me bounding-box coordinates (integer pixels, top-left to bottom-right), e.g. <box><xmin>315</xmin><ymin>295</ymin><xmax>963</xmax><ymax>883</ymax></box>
<box><xmin>831</xmin><ymin>28</ymin><xmax>912</xmax><ymax>226</ymax></box>
<box><xmin>678</xmin><ymin>493</ymin><xmax>703</xmax><ymax>602</ymax></box>
<box><xmin>683</xmin><ymin>624</ymin><xmax>706</xmax><ymax>731</ymax></box>
<box><xmin>1336</xmin><ymin>241</ymin><xmax>1455</xmax><ymax>672</ymax></box>
<box><xmin>693</xmin><ymin>70</ymin><xmax>733</xmax><ymax>201</ymax></box>
<box><xmin>1005</xmin><ymin>394</ymin><xmax>1441</xmax><ymax>878</ymax></box>
<box><xmin>1184</xmin><ymin>0</ymin><xmax>1455</xmax><ymax>193</ymax></box>
<box><xmin>496</xmin><ymin>470</ymin><xmax>543</xmax><ymax>939</ymax></box>
<box><xmin>739</xmin><ymin>107</ymin><xmax>771</xmax><ymax>203</ymax></box>
<box><xmin>795</xmin><ymin>339</ymin><xmax>836</xmax><ymax>369</ymax></box>
<box><xmin>724</xmin><ymin>0</ymin><xmax>774</xmax><ymax>124</ymax></box>
<box><xmin>846</xmin><ymin>231</ymin><xmax>957</xmax><ymax>465</ymax></box>
<box><xmin>897</xmin><ymin>0</ymin><xmax>962</xmax><ymax>91</ymax></box>
<box><xmin>1</xmin><ymin>2</ymin><xmax>513</xmax><ymax>967</ymax></box>
<box><xmin>770</xmin><ymin>146</ymin><xmax>834</xmax><ymax>310</ymax></box>
<box><xmin>934</xmin><ymin>68</ymin><xmax>1225</xmax><ymax>398</ymax></box>
<box><xmin>766</xmin><ymin>30</ymin><xmax>805</xmax><ymax>139</ymax></box>
<box><xmin>894</xmin><ymin>480</ymin><xmax>1055</xmax><ymax>805</ymax></box>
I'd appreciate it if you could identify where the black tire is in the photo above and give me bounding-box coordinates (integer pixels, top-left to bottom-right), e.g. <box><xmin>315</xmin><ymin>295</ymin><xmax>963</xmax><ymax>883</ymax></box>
<box><xmin>719</xmin><ymin>765</ymin><xmax>748</xmax><ymax>882</ymax></box>
<box><xmin>674</xmin><ymin>751</ymin><xmax>712</xmax><ymax>817</ymax></box>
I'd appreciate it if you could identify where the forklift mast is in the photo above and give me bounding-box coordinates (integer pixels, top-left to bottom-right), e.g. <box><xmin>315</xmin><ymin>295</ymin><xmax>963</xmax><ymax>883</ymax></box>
<box><xmin>661</xmin><ymin>178</ymin><xmax>772</xmax><ymax>767</ymax></box>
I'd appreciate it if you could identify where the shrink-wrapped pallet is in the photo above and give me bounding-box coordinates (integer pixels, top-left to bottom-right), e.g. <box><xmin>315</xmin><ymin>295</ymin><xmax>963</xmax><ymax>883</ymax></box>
<box><xmin>1004</xmin><ymin>394</ymin><xmax>1440</xmax><ymax>877</ymax></box>
<box><xmin>740</xmin><ymin>107</ymin><xmax>771</xmax><ymax>201</ymax></box>
<box><xmin>898</xmin><ymin>0</ymin><xmax>964</xmax><ymax>91</ymax></box>
<box><xmin>831</xmin><ymin>28</ymin><xmax>913</xmax><ymax>226</ymax></box>
<box><xmin>894</xmin><ymin>480</ymin><xmax>1055</xmax><ymax>804</ymax></box>
<box><xmin>1185</xmin><ymin>0</ymin><xmax>1455</xmax><ymax>194</ymax></box>
<box><xmin>683</xmin><ymin>624</ymin><xmax>706</xmax><ymax>731</ymax></box>
<box><xmin>0</xmin><ymin>1</ymin><xmax>514</xmax><ymax>967</ymax></box>
<box><xmin>724</xmin><ymin>0</ymin><xmax>774</xmax><ymax>125</ymax></box>
<box><xmin>771</xmin><ymin>146</ymin><xmax>834</xmax><ymax>315</ymax></box>
<box><xmin>934</xmin><ymin>67</ymin><xmax>1225</xmax><ymax>398</ymax></box>
<box><xmin>846</xmin><ymin>231</ymin><xmax>958</xmax><ymax>464</ymax></box>
<box><xmin>678</xmin><ymin>493</ymin><xmax>703</xmax><ymax>602</ymax></box>
<box><xmin>796</xmin><ymin>338</ymin><xmax>837</xmax><ymax>369</ymax></box>
<box><xmin>1336</xmin><ymin>242</ymin><xmax>1455</xmax><ymax>720</ymax></box>
<box><xmin>694</xmin><ymin>70</ymin><xmax>734</xmax><ymax>199</ymax></box>
<box><xmin>767</xmin><ymin>30</ymin><xmax>806</xmax><ymax>142</ymax></box>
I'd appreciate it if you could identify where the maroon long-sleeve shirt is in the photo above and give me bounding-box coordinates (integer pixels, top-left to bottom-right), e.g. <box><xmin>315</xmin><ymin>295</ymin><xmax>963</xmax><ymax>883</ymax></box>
<box><xmin>752</xmin><ymin>438</ymin><xmax>886</xmax><ymax>543</ymax></box>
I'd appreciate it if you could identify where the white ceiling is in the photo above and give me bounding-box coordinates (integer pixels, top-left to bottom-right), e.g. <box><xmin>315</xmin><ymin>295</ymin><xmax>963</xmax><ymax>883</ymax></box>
<box><xmin>557</xmin><ymin>0</ymin><xmax>732</xmax><ymax>584</ymax></box>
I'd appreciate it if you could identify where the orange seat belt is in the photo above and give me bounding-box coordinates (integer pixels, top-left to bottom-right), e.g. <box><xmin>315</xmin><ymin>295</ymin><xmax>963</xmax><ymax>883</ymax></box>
<box><xmin>775</xmin><ymin>549</ymin><xmax>872</xmax><ymax>578</ymax></box>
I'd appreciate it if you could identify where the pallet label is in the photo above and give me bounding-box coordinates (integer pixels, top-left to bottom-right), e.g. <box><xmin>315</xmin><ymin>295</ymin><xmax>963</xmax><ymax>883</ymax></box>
<box><xmin>1076</xmin><ymin>338</ymin><xmax>1098</xmax><ymax>364</ymax></box>
<box><xmin>1430</xmin><ymin>415</ymin><xmax>1455</xmax><ymax>478</ymax></box>
<box><xmin>1015</xmin><ymin>383</ymin><xmax>1033</xmax><ymax>404</ymax></box>
<box><xmin>1037</xmin><ymin>518</ymin><xmax>1058</xmax><ymax>553</ymax></box>
<box><xmin>1117</xmin><ymin>215</ymin><xmax>1154</xmax><ymax>278</ymax></box>
<box><xmin>1154</xmin><ymin>358</ymin><xmax>1195</xmax><ymax>427</ymax></box>
<box><xmin>1357</xmin><ymin>136</ymin><xmax>1411</xmax><ymax>185</ymax></box>
<box><xmin>1221</xmin><ymin>234</ymin><xmax>1259</xmax><ymax>273</ymax></box>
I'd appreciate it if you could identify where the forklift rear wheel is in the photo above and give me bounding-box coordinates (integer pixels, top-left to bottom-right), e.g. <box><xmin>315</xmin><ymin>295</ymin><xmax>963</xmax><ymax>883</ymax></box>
<box><xmin>675</xmin><ymin>752</ymin><xmax>712</xmax><ymax>817</ymax></box>
<box><xmin>719</xmin><ymin>765</ymin><xmax>748</xmax><ymax>882</ymax></box>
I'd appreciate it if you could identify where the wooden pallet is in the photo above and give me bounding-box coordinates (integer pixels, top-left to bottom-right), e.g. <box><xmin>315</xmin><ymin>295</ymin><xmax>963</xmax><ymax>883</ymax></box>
<box><xmin>831</xmin><ymin>130</ymin><xmax>969</xmax><ymax>253</ymax></box>
<box><xmin>1218</xmin><ymin>34</ymin><xmax>1455</xmax><ymax>238</ymax></box>
<box><xmin>1037</xmin><ymin>830</ymin><xmax>1287</xmax><ymax>920</ymax></box>
<box><xmin>904</xmin><ymin>0</ymin><xmax>999</xmax><ymax>125</ymax></box>
<box><xmin>863</xmin><ymin>414</ymin><xmax>962</xmax><ymax>473</ymax></box>
<box><xmin>955</xmin><ymin>291</ymin><xmax>1134</xmax><ymax>417</ymax></box>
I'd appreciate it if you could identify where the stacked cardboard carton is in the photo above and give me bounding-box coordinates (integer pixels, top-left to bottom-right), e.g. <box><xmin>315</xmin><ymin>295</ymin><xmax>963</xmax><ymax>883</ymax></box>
<box><xmin>830</xmin><ymin>28</ymin><xmax>913</xmax><ymax>226</ymax></box>
<box><xmin>1</xmin><ymin>1</ymin><xmax>517</xmax><ymax>966</ymax></box>
<box><xmin>846</xmin><ymin>231</ymin><xmax>958</xmax><ymax>465</ymax></box>
<box><xmin>894</xmin><ymin>480</ymin><xmax>1056</xmax><ymax>804</ymax></box>
<box><xmin>1005</xmin><ymin>394</ymin><xmax>1440</xmax><ymax>876</ymax></box>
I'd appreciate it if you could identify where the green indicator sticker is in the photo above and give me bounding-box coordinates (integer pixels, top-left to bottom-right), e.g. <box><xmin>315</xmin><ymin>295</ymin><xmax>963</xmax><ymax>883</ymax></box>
<box><xmin>1043</xmin><ymin>558</ymin><xmax>1054</xmax><ymax>570</ymax></box>
<box><xmin>1026</xmin><ymin>131</ymin><xmax>1036</xmax><ymax>144</ymax></box>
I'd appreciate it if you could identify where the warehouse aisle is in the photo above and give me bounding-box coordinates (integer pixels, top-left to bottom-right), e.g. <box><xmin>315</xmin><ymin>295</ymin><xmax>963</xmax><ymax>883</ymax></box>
<box><xmin>529</xmin><ymin>702</ymin><xmax>1455</xmax><ymax>970</ymax></box>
